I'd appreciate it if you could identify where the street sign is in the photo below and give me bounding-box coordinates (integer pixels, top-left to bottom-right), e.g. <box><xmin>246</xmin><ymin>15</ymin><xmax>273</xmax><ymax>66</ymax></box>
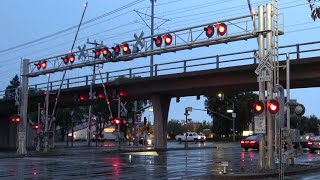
<box><xmin>78</xmin><ymin>44</ymin><xmax>87</xmax><ymax>60</ymax></box>
<box><xmin>187</xmin><ymin>107</ymin><xmax>192</xmax><ymax>112</ymax></box>
<box><xmin>254</xmin><ymin>51</ymin><xmax>274</xmax><ymax>75</ymax></box>
<box><xmin>220</xmin><ymin>161</ymin><xmax>228</xmax><ymax>166</ymax></box>
<box><xmin>254</xmin><ymin>115</ymin><xmax>266</xmax><ymax>134</ymax></box>
<box><xmin>232</xmin><ymin>113</ymin><xmax>236</xmax><ymax>118</ymax></box>
<box><xmin>257</xmin><ymin>70</ymin><xmax>272</xmax><ymax>82</ymax></box>
<box><xmin>133</xmin><ymin>31</ymin><xmax>145</xmax><ymax>53</ymax></box>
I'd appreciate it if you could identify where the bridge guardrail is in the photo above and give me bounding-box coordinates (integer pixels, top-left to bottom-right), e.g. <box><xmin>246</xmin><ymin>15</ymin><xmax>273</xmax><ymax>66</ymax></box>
<box><xmin>1</xmin><ymin>40</ymin><xmax>320</xmax><ymax>98</ymax></box>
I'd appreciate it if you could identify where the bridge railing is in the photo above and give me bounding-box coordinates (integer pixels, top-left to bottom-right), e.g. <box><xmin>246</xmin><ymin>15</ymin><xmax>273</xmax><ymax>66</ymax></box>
<box><xmin>1</xmin><ymin>40</ymin><xmax>320</xmax><ymax>98</ymax></box>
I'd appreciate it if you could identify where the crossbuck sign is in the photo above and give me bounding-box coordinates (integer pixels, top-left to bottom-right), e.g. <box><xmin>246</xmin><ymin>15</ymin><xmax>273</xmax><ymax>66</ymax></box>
<box><xmin>254</xmin><ymin>51</ymin><xmax>273</xmax><ymax>75</ymax></box>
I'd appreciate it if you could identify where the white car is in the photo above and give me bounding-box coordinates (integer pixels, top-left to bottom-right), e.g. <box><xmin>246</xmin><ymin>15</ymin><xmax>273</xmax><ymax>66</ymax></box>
<box><xmin>175</xmin><ymin>132</ymin><xmax>206</xmax><ymax>143</ymax></box>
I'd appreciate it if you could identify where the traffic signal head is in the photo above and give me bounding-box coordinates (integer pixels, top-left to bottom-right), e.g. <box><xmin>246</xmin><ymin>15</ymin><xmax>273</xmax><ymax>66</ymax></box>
<box><xmin>41</xmin><ymin>61</ymin><xmax>47</xmax><ymax>69</ymax></box>
<box><xmin>267</xmin><ymin>100</ymin><xmax>280</xmax><ymax>114</ymax></box>
<box><xmin>121</xmin><ymin>44</ymin><xmax>131</xmax><ymax>54</ymax></box>
<box><xmin>153</xmin><ymin>36</ymin><xmax>162</xmax><ymax>47</ymax></box>
<box><xmin>204</xmin><ymin>25</ymin><xmax>214</xmax><ymax>38</ymax></box>
<box><xmin>102</xmin><ymin>48</ymin><xmax>112</xmax><ymax>59</ymax></box>
<box><xmin>33</xmin><ymin>124</ymin><xmax>39</xmax><ymax>129</ymax></box>
<box><xmin>35</xmin><ymin>61</ymin><xmax>46</xmax><ymax>70</ymax></box>
<box><xmin>216</xmin><ymin>23</ymin><xmax>227</xmax><ymax>36</ymax></box>
<box><xmin>115</xmin><ymin>118</ymin><xmax>121</xmax><ymax>125</ymax></box>
<box><xmin>11</xmin><ymin>116</ymin><xmax>21</xmax><ymax>123</ymax></box>
<box><xmin>93</xmin><ymin>49</ymin><xmax>101</xmax><ymax>58</ymax></box>
<box><xmin>207</xmin><ymin>108</ymin><xmax>210</xmax><ymax>114</ymax></box>
<box><xmin>62</xmin><ymin>56</ymin><xmax>69</xmax><ymax>64</ymax></box>
<box><xmin>112</xmin><ymin>45</ymin><xmax>121</xmax><ymax>56</ymax></box>
<box><xmin>68</xmin><ymin>54</ymin><xmax>75</xmax><ymax>64</ymax></box>
<box><xmin>253</xmin><ymin>101</ymin><xmax>264</xmax><ymax>115</ymax></box>
<box><xmin>163</xmin><ymin>34</ymin><xmax>173</xmax><ymax>46</ymax></box>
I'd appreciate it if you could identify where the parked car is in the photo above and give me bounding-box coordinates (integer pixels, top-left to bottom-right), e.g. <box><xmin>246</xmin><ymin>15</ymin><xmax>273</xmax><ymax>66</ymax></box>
<box><xmin>240</xmin><ymin>134</ymin><xmax>262</xmax><ymax>151</ymax></box>
<box><xmin>175</xmin><ymin>132</ymin><xmax>206</xmax><ymax>143</ymax></box>
<box><xmin>306</xmin><ymin>136</ymin><xmax>320</xmax><ymax>153</ymax></box>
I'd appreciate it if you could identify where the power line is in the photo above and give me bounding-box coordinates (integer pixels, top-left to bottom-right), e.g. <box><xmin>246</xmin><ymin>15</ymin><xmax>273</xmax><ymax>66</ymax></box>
<box><xmin>0</xmin><ymin>0</ymin><xmax>144</xmax><ymax>55</ymax></box>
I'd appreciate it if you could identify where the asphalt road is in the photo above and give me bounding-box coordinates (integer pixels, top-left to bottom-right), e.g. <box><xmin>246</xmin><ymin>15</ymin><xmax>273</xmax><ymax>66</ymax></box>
<box><xmin>0</xmin><ymin>141</ymin><xmax>320</xmax><ymax>179</ymax></box>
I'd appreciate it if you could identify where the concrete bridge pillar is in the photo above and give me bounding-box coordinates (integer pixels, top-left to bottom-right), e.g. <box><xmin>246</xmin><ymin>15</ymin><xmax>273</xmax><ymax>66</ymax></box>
<box><xmin>152</xmin><ymin>95</ymin><xmax>170</xmax><ymax>150</ymax></box>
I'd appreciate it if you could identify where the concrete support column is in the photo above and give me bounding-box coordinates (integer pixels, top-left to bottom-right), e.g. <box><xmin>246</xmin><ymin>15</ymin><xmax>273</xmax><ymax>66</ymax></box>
<box><xmin>152</xmin><ymin>95</ymin><xmax>170</xmax><ymax>150</ymax></box>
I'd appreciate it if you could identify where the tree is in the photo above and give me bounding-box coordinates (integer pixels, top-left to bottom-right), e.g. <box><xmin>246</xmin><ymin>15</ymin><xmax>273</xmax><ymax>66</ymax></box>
<box><xmin>55</xmin><ymin>107</ymin><xmax>87</xmax><ymax>141</ymax></box>
<box><xmin>308</xmin><ymin>0</ymin><xmax>320</xmax><ymax>21</ymax></box>
<box><xmin>167</xmin><ymin>119</ymin><xmax>185</xmax><ymax>139</ymax></box>
<box><xmin>204</xmin><ymin>92</ymin><xmax>258</xmax><ymax>137</ymax></box>
<box><xmin>4</xmin><ymin>74</ymin><xmax>20</xmax><ymax>98</ymax></box>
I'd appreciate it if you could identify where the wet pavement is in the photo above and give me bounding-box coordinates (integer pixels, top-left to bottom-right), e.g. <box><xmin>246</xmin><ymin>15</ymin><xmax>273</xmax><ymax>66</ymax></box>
<box><xmin>0</xmin><ymin>141</ymin><xmax>320</xmax><ymax>179</ymax></box>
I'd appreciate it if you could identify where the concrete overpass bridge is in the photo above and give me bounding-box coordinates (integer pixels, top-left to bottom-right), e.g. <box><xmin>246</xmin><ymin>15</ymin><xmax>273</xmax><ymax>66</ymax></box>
<box><xmin>1</xmin><ymin>40</ymin><xmax>320</xmax><ymax>150</ymax></box>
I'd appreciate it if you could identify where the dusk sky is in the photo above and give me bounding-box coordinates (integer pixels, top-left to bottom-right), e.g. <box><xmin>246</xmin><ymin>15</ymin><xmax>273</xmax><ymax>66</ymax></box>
<box><xmin>0</xmin><ymin>0</ymin><xmax>319</xmax><ymax>125</ymax></box>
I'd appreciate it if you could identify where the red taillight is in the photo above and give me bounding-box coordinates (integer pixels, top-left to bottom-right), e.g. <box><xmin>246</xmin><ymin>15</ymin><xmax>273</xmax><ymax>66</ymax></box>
<box><xmin>241</xmin><ymin>140</ymin><xmax>245</xmax><ymax>144</ymax></box>
<box><xmin>250</xmin><ymin>141</ymin><xmax>256</xmax><ymax>144</ymax></box>
<box><xmin>307</xmin><ymin>142</ymin><xmax>313</xmax><ymax>145</ymax></box>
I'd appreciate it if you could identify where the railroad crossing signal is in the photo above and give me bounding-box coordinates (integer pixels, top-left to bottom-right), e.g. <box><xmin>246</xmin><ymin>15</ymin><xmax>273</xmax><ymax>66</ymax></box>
<box><xmin>267</xmin><ymin>100</ymin><xmax>280</xmax><ymax>114</ymax></box>
<box><xmin>254</xmin><ymin>51</ymin><xmax>274</xmax><ymax>75</ymax></box>
<box><xmin>253</xmin><ymin>101</ymin><xmax>264</xmax><ymax>115</ymax></box>
<box><xmin>204</xmin><ymin>25</ymin><xmax>214</xmax><ymax>38</ymax></box>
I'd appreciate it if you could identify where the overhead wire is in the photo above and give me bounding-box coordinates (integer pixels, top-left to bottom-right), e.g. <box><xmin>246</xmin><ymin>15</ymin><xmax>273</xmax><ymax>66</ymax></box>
<box><xmin>0</xmin><ymin>0</ymin><xmax>144</xmax><ymax>55</ymax></box>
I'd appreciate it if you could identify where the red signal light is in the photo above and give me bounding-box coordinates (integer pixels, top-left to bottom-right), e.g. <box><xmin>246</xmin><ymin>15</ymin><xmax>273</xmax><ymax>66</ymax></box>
<box><xmin>33</xmin><ymin>124</ymin><xmax>39</xmax><ymax>129</ymax></box>
<box><xmin>115</xmin><ymin>119</ymin><xmax>121</xmax><ymax>125</ymax></box>
<box><xmin>163</xmin><ymin>34</ymin><xmax>173</xmax><ymax>45</ymax></box>
<box><xmin>35</xmin><ymin>62</ymin><xmax>41</xmax><ymax>70</ymax></box>
<box><xmin>253</xmin><ymin>101</ymin><xmax>264</xmax><ymax>115</ymax></box>
<box><xmin>216</xmin><ymin>23</ymin><xmax>227</xmax><ymax>36</ymax></box>
<box><xmin>121</xmin><ymin>44</ymin><xmax>131</xmax><ymax>54</ymax></box>
<box><xmin>97</xmin><ymin>93</ymin><xmax>105</xmax><ymax>99</ymax></box>
<box><xmin>204</xmin><ymin>25</ymin><xmax>214</xmax><ymax>38</ymax></box>
<box><xmin>61</xmin><ymin>56</ymin><xmax>69</xmax><ymax>64</ymax></box>
<box><xmin>11</xmin><ymin>116</ymin><xmax>21</xmax><ymax>123</ymax></box>
<box><xmin>102</xmin><ymin>48</ymin><xmax>112</xmax><ymax>59</ymax></box>
<box><xmin>79</xmin><ymin>95</ymin><xmax>88</xmax><ymax>101</ymax></box>
<box><xmin>93</xmin><ymin>49</ymin><xmax>101</xmax><ymax>58</ymax></box>
<box><xmin>68</xmin><ymin>54</ymin><xmax>75</xmax><ymax>64</ymax></box>
<box><xmin>112</xmin><ymin>45</ymin><xmax>121</xmax><ymax>56</ymax></box>
<box><xmin>267</xmin><ymin>100</ymin><xmax>280</xmax><ymax>114</ymax></box>
<box><xmin>41</xmin><ymin>61</ymin><xmax>47</xmax><ymax>69</ymax></box>
<box><xmin>153</xmin><ymin>36</ymin><xmax>162</xmax><ymax>47</ymax></box>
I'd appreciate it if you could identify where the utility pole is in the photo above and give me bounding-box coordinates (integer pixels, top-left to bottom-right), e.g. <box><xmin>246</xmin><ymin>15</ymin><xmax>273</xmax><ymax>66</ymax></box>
<box><xmin>266</xmin><ymin>4</ymin><xmax>275</xmax><ymax>169</ymax></box>
<box><xmin>43</xmin><ymin>74</ymin><xmax>50</xmax><ymax>153</ymax></box>
<box><xmin>257</xmin><ymin>5</ymin><xmax>265</xmax><ymax>169</ymax></box>
<box><xmin>88</xmin><ymin>65</ymin><xmax>96</xmax><ymax>146</ymax></box>
<box><xmin>117</xmin><ymin>94</ymin><xmax>121</xmax><ymax>150</ymax></box>
<box><xmin>150</xmin><ymin>0</ymin><xmax>155</xmax><ymax>77</ymax></box>
<box><xmin>16</xmin><ymin>59</ymin><xmax>29</xmax><ymax>155</ymax></box>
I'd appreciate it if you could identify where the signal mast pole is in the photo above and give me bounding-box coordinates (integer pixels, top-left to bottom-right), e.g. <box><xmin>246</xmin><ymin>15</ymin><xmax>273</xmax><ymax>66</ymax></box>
<box><xmin>150</xmin><ymin>0</ymin><xmax>155</xmax><ymax>77</ymax></box>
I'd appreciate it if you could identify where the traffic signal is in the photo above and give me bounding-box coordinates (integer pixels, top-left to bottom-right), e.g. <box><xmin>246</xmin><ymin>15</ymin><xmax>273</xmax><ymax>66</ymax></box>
<box><xmin>41</xmin><ymin>61</ymin><xmax>47</xmax><ymax>69</ymax></box>
<box><xmin>163</xmin><ymin>34</ymin><xmax>173</xmax><ymax>46</ymax></box>
<box><xmin>112</xmin><ymin>45</ymin><xmax>121</xmax><ymax>56</ymax></box>
<box><xmin>34</xmin><ymin>61</ymin><xmax>46</xmax><ymax>70</ymax></box>
<box><xmin>207</xmin><ymin>108</ymin><xmax>210</xmax><ymax>114</ymax></box>
<box><xmin>11</xmin><ymin>116</ymin><xmax>21</xmax><ymax>123</ymax></box>
<box><xmin>93</xmin><ymin>48</ymin><xmax>101</xmax><ymax>58</ymax></box>
<box><xmin>61</xmin><ymin>54</ymin><xmax>75</xmax><ymax>64</ymax></box>
<box><xmin>144</xmin><ymin>117</ymin><xmax>147</xmax><ymax>125</ymax></box>
<box><xmin>185</xmin><ymin>108</ymin><xmax>188</xmax><ymax>114</ymax></box>
<box><xmin>32</xmin><ymin>124</ymin><xmax>39</xmax><ymax>129</ymax></box>
<box><xmin>204</xmin><ymin>25</ymin><xmax>214</xmax><ymax>38</ymax></box>
<box><xmin>102</xmin><ymin>47</ymin><xmax>112</xmax><ymax>59</ymax></box>
<box><xmin>267</xmin><ymin>100</ymin><xmax>280</xmax><ymax>114</ymax></box>
<box><xmin>216</xmin><ymin>23</ymin><xmax>227</xmax><ymax>36</ymax></box>
<box><xmin>61</xmin><ymin>56</ymin><xmax>69</xmax><ymax>65</ymax></box>
<box><xmin>115</xmin><ymin>118</ymin><xmax>121</xmax><ymax>125</ymax></box>
<box><xmin>253</xmin><ymin>101</ymin><xmax>264</xmax><ymax>115</ymax></box>
<box><xmin>153</xmin><ymin>36</ymin><xmax>162</xmax><ymax>47</ymax></box>
<box><xmin>79</xmin><ymin>95</ymin><xmax>88</xmax><ymax>101</ymax></box>
<box><xmin>68</xmin><ymin>54</ymin><xmax>75</xmax><ymax>64</ymax></box>
<box><xmin>176</xmin><ymin>97</ymin><xmax>180</xmax><ymax>103</ymax></box>
<box><xmin>121</xmin><ymin>44</ymin><xmax>131</xmax><ymax>54</ymax></box>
